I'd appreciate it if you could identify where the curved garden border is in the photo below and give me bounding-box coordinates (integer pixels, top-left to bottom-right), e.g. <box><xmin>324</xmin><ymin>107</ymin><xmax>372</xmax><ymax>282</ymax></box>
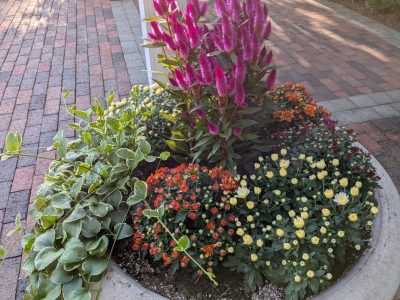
<box><xmin>98</xmin><ymin>143</ymin><xmax>400</xmax><ymax>300</ymax></box>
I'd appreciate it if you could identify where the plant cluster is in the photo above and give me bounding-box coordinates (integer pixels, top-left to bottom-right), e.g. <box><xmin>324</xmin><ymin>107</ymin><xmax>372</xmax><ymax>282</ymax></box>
<box><xmin>224</xmin><ymin>123</ymin><xmax>380</xmax><ymax>300</ymax></box>
<box><xmin>267</xmin><ymin>83</ymin><xmax>331</xmax><ymax>124</ymax></box>
<box><xmin>132</xmin><ymin>163</ymin><xmax>238</xmax><ymax>276</ymax></box>
<box><xmin>0</xmin><ymin>89</ymin><xmax>170</xmax><ymax>299</ymax></box>
<box><xmin>146</xmin><ymin>0</ymin><xmax>277</xmax><ymax>170</ymax></box>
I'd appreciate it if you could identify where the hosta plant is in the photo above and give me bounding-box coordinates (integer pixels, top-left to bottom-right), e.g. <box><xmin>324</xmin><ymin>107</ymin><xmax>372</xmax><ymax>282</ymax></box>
<box><xmin>145</xmin><ymin>0</ymin><xmax>277</xmax><ymax>171</ymax></box>
<box><xmin>0</xmin><ymin>88</ymin><xmax>168</xmax><ymax>299</ymax></box>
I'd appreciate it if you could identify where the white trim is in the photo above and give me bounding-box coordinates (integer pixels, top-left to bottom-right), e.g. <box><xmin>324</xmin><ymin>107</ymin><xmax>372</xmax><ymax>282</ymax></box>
<box><xmin>138</xmin><ymin>0</ymin><xmax>153</xmax><ymax>85</ymax></box>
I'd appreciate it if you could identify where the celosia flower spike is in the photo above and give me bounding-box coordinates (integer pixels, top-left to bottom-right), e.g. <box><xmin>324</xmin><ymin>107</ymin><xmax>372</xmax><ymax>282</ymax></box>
<box><xmin>162</xmin><ymin>32</ymin><xmax>176</xmax><ymax>51</ymax></box>
<box><xmin>263</xmin><ymin>50</ymin><xmax>273</xmax><ymax>66</ymax></box>
<box><xmin>185</xmin><ymin>63</ymin><xmax>197</xmax><ymax>87</ymax></box>
<box><xmin>150</xmin><ymin>21</ymin><xmax>163</xmax><ymax>40</ymax></box>
<box><xmin>263</xmin><ymin>20</ymin><xmax>272</xmax><ymax>39</ymax></box>
<box><xmin>221</xmin><ymin>15</ymin><xmax>235</xmax><ymax>52</ymax></box>
<box><xmin>174</xmin><ymin>68</ymin><xmax>188</xmax><ymax>90</ymax></box>
<box><xmin>208</xmin><ymin>122</ymin><xmax>219</xmax><ymax>135</ymax></box>
<box><xmin>214</xmin><ymin>0</ymin><xmax>227</xmax><ymax>16</ymax></box>
<box><xmin>233</xmin><ymin>127</ymin><xmax>243</xmax><ymax>137</ymax></box>
<box><xmin>215</xmin><ymin>64</ymin><xmax>228</xmax><ymax>97</ymax></box>
<box><xmin>153</xmin><ymin>0</ymin><xmax>164</xmax><ymax>16</ymax></box>
<box><xmin>235</xmin><ymin>57</ymin><xmax>246</xmax><ymax>83</ymax></box>
<box><xmin>199</xmin><ymin>54</ymin><xmax>213</xmax><ymax>85</ymax></box>
<box><xmin>230</xmin><ymin>0</ymin><xmax>241</xmax><ymax>23</ymax></box>
<box><xmin>265</xmin><ymin>69</ymin><xmax>277</xmax><ymax>91</ymax></box>
<box><xmin>235</xmin><ymin>82</ymin><xmax>247</xmax><ymax>108</ymax></box>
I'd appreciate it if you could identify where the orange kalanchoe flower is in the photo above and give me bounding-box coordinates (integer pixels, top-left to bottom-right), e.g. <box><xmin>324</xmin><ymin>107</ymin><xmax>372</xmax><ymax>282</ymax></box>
<box><xmin>202</xmin><ymin>244</ymin><xmax>218</xmax><ymax>258</ymax></box>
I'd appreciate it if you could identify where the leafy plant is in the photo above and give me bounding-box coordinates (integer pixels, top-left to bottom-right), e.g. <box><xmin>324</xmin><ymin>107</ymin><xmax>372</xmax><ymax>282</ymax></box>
<box><xmin>144</xmin><ymin>0</ymin><xmax>277</xmax><ymax>171</ymax></box>
<box><xmin>0</xmin><ymin>88</ymin><xmax>169</xmax><ymax>299</ymax></box>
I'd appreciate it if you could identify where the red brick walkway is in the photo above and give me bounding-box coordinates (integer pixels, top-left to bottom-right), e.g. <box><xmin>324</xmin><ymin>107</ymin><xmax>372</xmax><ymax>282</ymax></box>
<box><xmin>267</xmin><ymin>0</ymin><xmax>400</xmax><ymax>100</ymax></box>
<box><xmin>0</xmin><ymin>0</ymin><xmax>131</xmax><ymax>298</ymax></box>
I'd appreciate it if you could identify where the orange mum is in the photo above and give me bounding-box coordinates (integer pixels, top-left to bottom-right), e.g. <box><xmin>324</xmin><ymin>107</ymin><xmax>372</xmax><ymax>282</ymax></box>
<box><xmin>304</xmin><ymin>103</ymin><xmax>317</xmax><ymax>117</ymax></box>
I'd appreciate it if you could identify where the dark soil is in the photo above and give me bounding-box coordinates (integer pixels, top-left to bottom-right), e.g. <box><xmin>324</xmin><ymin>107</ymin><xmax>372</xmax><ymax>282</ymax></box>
<box><xmin>113</xmin><ymin>241</ymin><xmax>285</xmax><ymax>300</ymax></box>
<box><xmin>329</xmin><ymin>0</ymin><xmax>400</xmax><ymax>31</ymax></box>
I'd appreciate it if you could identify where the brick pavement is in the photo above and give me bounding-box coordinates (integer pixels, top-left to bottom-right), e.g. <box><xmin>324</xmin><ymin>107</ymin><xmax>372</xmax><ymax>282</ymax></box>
<box><xmin>0</xmin><ymin>0</ymin><xmax>399</xmax><ymax>299</ymax></box>
<box><xmin>0</xmin><ymin>0</ymin><xmax>131</xmax><ymax>298</ymax></box>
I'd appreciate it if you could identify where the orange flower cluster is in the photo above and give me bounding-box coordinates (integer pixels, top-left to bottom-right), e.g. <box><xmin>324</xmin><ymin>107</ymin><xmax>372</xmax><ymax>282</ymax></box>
<box><xmin>269</xmin><ymin>82</ymin><xmax>331</xmax><ymax>124</ymax></box>
<box><xmin>133</xmin><ymin>163</ymin><xmax>238</xmax><ymax>274</ymax></box>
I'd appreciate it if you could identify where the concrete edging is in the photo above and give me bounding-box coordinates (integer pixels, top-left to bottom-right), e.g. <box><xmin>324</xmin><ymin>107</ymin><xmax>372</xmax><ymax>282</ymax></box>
<box><xmin>99</xmin><ymin>143</ymin><xmax>400</xmax><ymax>300</ymax></box>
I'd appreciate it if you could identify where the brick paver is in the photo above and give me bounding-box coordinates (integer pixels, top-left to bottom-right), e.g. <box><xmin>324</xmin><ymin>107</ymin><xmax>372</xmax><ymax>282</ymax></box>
<box><xmin>265</xmin><ymin>0</ymin><xmax>400</xmax><ymax>100</ymax></box>
<box><xmin>0</xmin><ymin>0</ymin><xmax>131</xmax><ymax>298</ymax></box>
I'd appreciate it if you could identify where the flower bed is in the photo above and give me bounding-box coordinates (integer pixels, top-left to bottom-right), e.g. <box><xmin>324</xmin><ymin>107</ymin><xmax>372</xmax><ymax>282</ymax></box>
<box><xmin>0</xmin><ymin>0</ymin><xmax>391</xmax><ymax>300</ymax></box>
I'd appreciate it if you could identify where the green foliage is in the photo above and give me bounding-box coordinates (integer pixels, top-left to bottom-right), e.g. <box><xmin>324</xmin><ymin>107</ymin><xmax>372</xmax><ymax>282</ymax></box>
<box><xmin>1</xmin><ymin>88</ymin><xmax>165</xmax><ymax>299</ymax></box>
<box><xmin>365</xmin><ymin>0</ymin><xmax>400</xmax><ymax>12</ymax></box>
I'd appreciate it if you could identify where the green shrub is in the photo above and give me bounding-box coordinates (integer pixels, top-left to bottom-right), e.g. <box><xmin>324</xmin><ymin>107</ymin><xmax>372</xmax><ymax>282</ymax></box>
<box><xmin>1</xmin><ymin>88</ymin><xmax>167</xmax><ymax>299</ymax></box>
<box><xmin>224</xmin><ymin>123</ymin><xmax>380</xmax><ymax>300</ymax></box>
<box><xmin>365</xmin><ymin>0</ymin><xmax>400</xmax><ymax>12</ymax></box>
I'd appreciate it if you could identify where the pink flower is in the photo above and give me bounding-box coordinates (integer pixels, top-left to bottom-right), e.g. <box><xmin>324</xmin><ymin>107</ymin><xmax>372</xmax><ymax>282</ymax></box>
<box><xmin>169</xmin><ymin>77</ymin><xmax>178</xmax><ymax>87</ymax></box>
<box><xmin>195</xmin><ymin>108</ymin><xmax>206</xmax><ymax>120</ymax></box>
<box><xmin>235</xmin><ymin>82</ymin><xmax>247</xmax><ymax>108</ymax></box>
<box><xmin>230</xmin><ymin>0</ymin><xmax>241</xmax><ymax>22</ymax></box>
<box><xmin>235</xmin><ymin>58</ymin><xmax>246</xmax><ymax>83</ymax></box>
<box><xmin>174</xmin><ymin>68</ymin><xmax>188</xmax><ymax>90</ymax></box>
<box><xmin>263</xmin><ymin>50</ymin><xmax>273</xmax><ymax>66</ymax></box>
<box><xmin>265</xmin><ymin>69</ymin><xmax>277</xmax><ymax>91</ymax></box>
<box><xmin>214</xmin><ymin>0</ymin><xmax>227</xmax><ymax>16</ymax></box>
<box><xmin>208</xmin><ymin>122</ymin><xmax>219</xmax><ymax>135</ymax></box>
<box><xmin>263</xmin><ymin>20</ymin><xmax>272</xmax><ymax>39</ymax></box>
<box><xmin>153</xmin><ymin>0</ymin><xmax>164</xmax><ymax>16</ymax></box>
<box><xmin>150</xmin><ymin>21</ymin><xmax>163</xmax><ymax>40</ymax></box>
<box><xmin>200</xmin><ymin>1</ymin><xmax>207</xmax><ymax>16</ymax></box>
<box><xmin>186</xmin><ymin>2</ymin><xmax>199</xmax><ymax>20</ymax></box>
<box><xmin>199</xmin><ymin>54</ymin><xmax>213</xmax><ymax>85</ymax></box>
<box><xmin>162</xmin><ymin>32</ymin><xmax>176</xmax><ymax>51</ymax></box>
<box><xmin>221</xmin><ymin>15</ymin><xmax>235</xmax><ymax>52</ymax></box>
<box><xmin>185</xmin><ymin>63</ymin><xmax>197</xmax><ymax>86</ymax></box>
<box><xmin>215</xmin><ymin>64</ymin><xmax>228</xmax><ymax>97</ymax></box>
<box><xmin>233</xmin><ymin>128</ymin><xmax>243</xmax><ymax>137</ymax></box>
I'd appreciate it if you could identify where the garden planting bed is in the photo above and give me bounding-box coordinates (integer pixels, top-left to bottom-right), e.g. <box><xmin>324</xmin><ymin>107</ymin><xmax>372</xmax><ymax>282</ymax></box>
<box><xmin>99</xmin><ymin>143</ymin><xmax>400</xmax><ymax>300</ymax></box>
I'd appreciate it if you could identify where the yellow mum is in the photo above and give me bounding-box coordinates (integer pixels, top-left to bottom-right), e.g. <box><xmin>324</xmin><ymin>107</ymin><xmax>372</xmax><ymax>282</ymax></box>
<box><xmin>271</xmin><ymin>153</ymin><xmax>279</xmax><ymax>161</ymax></box>
<box><xmin>266</xmin><ymin>171</ymin><xmax>274</xmax><ymax>179</ymax></box>
<box><xmin>322</xmin><ymin>208</ymin><xmax>331</xmax><ymax>217</ymax></box>
<box><xmin>246</xmin><ymin>201</ymin><xmax>255</xmax><ymax>209</ymax></box>
<box><xmin>296</xmin><ymin>230</ymin><xmax>305</xmax><ymax>239</ymax></box>
<box><xmin>283</xmin><ymin>243</ymin><xmax>291</xmax><ymax>250</ymax></box>
<box><xmin>339</xmin><ymin>178</ymin><xmax>348</xmax><ymax>187</ymax></box>
<box><xmin>276</xmin><ymin>229</ymin><xmax>285</xmax><ymax>237</ymax></box>
<box><xmin>243</xmin><ymin>234</ymin><xmax>253</xmax><ymax>245</ymax></box>
<box><xmin>311</xmin><ymin>236</ymin><xmax>320</xmax><ymax>245</ymax></box>
<box><xmin>307</xmin><ymin>270</ymin><xmax>315</xmax><ymax>278</ymax></box>
<box><xmin>293</xmin><ymin>216</ymin><xmax>305</xmax><ymax>229</ymax></box>
<box><xmin>279</xmin><ymin>168</ymin><xmax>287</xmax><ymax>177</ymax></box>
<box><xmin>324</xmin><ymin>189</ymin><xmax>334</xmax><ymax>199</ymax></box>
<box><xmin>371</xmin><ymin>206</ymin><xmax>379</xmax><ymax>215</ymax></box>
<box><xmin>229</xmin><ymin>197</ymin><xmax>237</xmax><ymax>206</ymax></box>
<box><xmin>348</xmin><ymin>213</ymin><xmax>358</xmax><ymax>222</ymax></box>
<box><xmin>250</xmin><ymin>254</ymin><xmax>258</xmax><ymax>262</ymax></box>
<box><xmin>236</xmin><ymin>228</ymin><xmax>244</xmax><ymax>236</ymax></box>
<box><xmin>350</xmin><ymin>187</ymin><xmax>359</xmax><ymax>197</ymax></box>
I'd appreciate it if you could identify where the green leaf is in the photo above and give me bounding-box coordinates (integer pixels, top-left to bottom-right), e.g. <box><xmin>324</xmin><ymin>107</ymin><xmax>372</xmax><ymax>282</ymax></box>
<box><xmin>0</xmin><ymin>246</ymin><xmax>5</xmax><ymax>257</ymax></box>
<box><xmin>81</xmin><ymin>217</ymin><xmax>101</xmax><ymax>238</ymax></box>
<box><xmin>34</xmin><ymin>247</ymin><xmax>64</xmax><ymax>270</ymax></box>
<box><xmin>116</xmin><ymin>148</ymin><xmax>136</xmax><ymax>160</ymax></box>
<box><xmin>59</xmin><ymin>238</ymin><xmax>87</xmax><ymax>263</ymax></box>
<box><xmin>106</xmin><ymin>116</ymin><xmax>121</xmax><ymax>131</ymax></box>
<box><xmin>15</xmin><ymin>213</ymin><xmax>21</xmax><ymax>226</ymax></box>
<box><xmin>166</xmin><ymin>140</ymin><xmax>189</xmax><ymax>154</ymax></box>
<box><xmin>142</xmin><ymin>209</ymin><xmax>159</xmax><ymax>219</ymax></box>
<box><xmin>175</xmin><ymin>235</ymin><xmax>190</xmax><ymax>252</ymax></box>
<box><xmin>105</xmin><ymin>190</ymin><xmax>122</xmax><ymax>207</ymax></box>
<box><xmin>89</xmin><ymin>201</ymin><xmax>109</xmax><ymax>217</ymax></box>
<box><xmin>34</xmin><ymin>230</ymin><xmax>55</xmax><ymax>252</ymax></box>
<box><xmin>63</xmin><ymin>220</ymin><xmax>82</xmax><ymax>238</ymax></box>
<box><xmin>41</xmin><ymin>214</ymin><xmax>58</xmax><ymax>229</ymax></box>
<box><xmin>160</xmin><ymin>151</ymin><xmax>170</xmax><ymax>161</ymax></box>
<box><xmin>86</xmin><ymin>236</ymin><xmax>109</xmax><ymax>257</ymax></box>
<box><xmin>82</xmin><ymin>256</ymin><xmax>108</xmax><ymax>277</ymax></box>
<box><xmin>50</xmin><ymin>263</ymin><xmax>73</xmax><ymax>284</ymax></box>
<box><xmin>38</xmin><ymin>275</ymin><xmax>62</xmax><ymax>300</ymax></box>
<box><xmin>114</xmin><ymin>223</ymin><xmax>133</xmax><ymax>240</ymax></box>
<box><xmin>232</xmin><ymin>119</ymin><xmax>258</xmax><ymax>128</ymax></box>
<box><xmin>126</xmin><ymin>180</ymin><xmax>147</xmax><ymax>206</ymax></box>
<box><xmin>5</xmin><ymin>132</ymin><xmax>22</xmax><ymax>153</ymax></box>
<box><xmin>68</xmin><ymin>289</ymin><xmax>91</xmax><ymax>300</ymax></box>
<box><xmin>64</xmin><ymin>205</ymin><xmax>86</xmax><ymax>223</ymax></box>
<box><xmin>70</xmin><ymin>177</ymin><xmax>85</xmax><ymax>198</ymax></box>
<box><xmin>62</xmin><ymin>278</ymin><xmax>83</xmax><ymax>300</ymax></box>
<box><xmin>138</xmin><ymin>139</ymin><xmax>152</xmax><ymax>155</ymax></box>
<box><xmin>238</xmin><ymin>107</ymin><xmax>262</xmax><ymax>114</ymax></box>
<box><xmin>156</xmin><ymin>204</ymin><xmax>165</xmax><ymax>218</ymax></box>
<box><xmin>51</xmin><ymin>192</ymin><xmax>72</xmax><ymax>209</ymax></box>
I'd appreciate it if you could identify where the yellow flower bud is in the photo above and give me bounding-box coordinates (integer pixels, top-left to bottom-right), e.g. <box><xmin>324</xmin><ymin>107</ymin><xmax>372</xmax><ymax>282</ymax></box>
<box><xmin>322</xmin><ymin>208</ymin><xmax>331</xmax><ymax>217</ymax></box>
<box><xmin>294</xmin><ymin>275</ymin><xmax>301</xmax><ymax>283</ymax></box>
<box><xmin>350</xmin><ymin>187</ymin><xmax>359</xmax><ymax>197</ymax></box>
<box><xmin>276</xmin><ymin>229</ymin><xmax>284</xmax><ymax>237</ymax></box>
<box><xmin>280</xmin><ymin>148</ymin><xmax>287</xmax><ymax>156</ymax></box>
<box><xmin>324</xmin><ymin>189</ymin><xmax>334</xmax><ymax>199</ymax></box>
<box><xmin>371</xmin><ymin>206</ymin><xmax>379</xmax><ymax>215</ymax></box>
<box><xmin>299</xmin><ymin>154</ymin><xmax>306</xmax><ymax>160</ymax></box>
<box><xmin>293</xmin><ymin>216</ymin><xmax>305</xmax><ymax>229</ymax></box>
<box><xmin>356</xmin><ymin>181</ymin><xmax>363</xmax><ymax>188</ymax></box>
<box><xmin>311</xmin><ymin>236</ymin><xmax>320</xmax><ymax>245</ymax></box>
<box><xmin>250</xmin><ymin>253</ymin><xmax>258</xmax><ymax>262</ymax></box>
<box><xmin>339</xmin><ymin>178</ymin><xmax>348</xmax><ymax>187</ymax></box>
<box><xmin>266</xmin><ymin>171</ymin><xmax>274</xmax><ymax>179</ymax></box>
<box><xmin>240</xmin><ymin>180</ymin><xmax>247</xmax><ymax>187</ymax></box>
<box><xmin>243</xmin><ymin>234</ymin><xmax>253</xmax><ymax>245</ymax></box>
<box><xmin>320</xmin><ymin>226</ymin><xmax>327</xmax><ymax>234</ymax></box>
<box><xmin>279</xmin><ymin>159</ymin><xmax>290</xmax><ymax>169</ymax></box>
<box><xmin>296</xmin><ymin>230</ymin><xmax>305</xmax><ymax>239</ymax></box>
<box><xmin>279</xmin><ymin>168</ymin><xmax>287</xmax><ymax>177</ymax></box>
<box><xmin>291</xmin><ymin>178</ymin><xmax>298</xmax><ymax>185</ymax></box>
<box><xmin>302</xmin><ymin>253</ymin><xmax>309</xmax><ymax>260</ymax></box>
<box><xmin>246</xmin><ymin>201</ymin><xmax>255</xmax><ymax>210</ymax></box>
<box><xmin>337</xmin><ymin>231</ymin><xmax>345</xmax><ymax>238</ymax></box>
<box><xmin>348</xmin><ymin>213</ymin><xmax>358</xmax><ymax>222</ymax></box>
<box><xmin>301</xmin><ymin>212</ymin><xmax>309</xmax><ymax>220</ymax></box>
<box><xmin>229</xmin><ymin>197</ymin><xmax>237</xmax><ymax>206</ymax></box>
<box><xmin>307</xmin><ymin>270</ymin><xmax>315</xmax><ymax>278</ymax></box>
<box><xmin>288</xmin><ymin>210</ymin><xmax>296</xmax><ymax>218</ymax></box>
<box><xmin>254</xmin><ymin>187</ymin><xmax>262</xmax><ymax>195</ymax></box>
<box><xmin>271</xmin><ymin>153</ymin><xmax>279</xmax><ymax>161</ymax></box>
<box><xmin>236</xmin><ymin>228</ymin><xmax>244</xmax><ymax>236</ymax></box>
<box><xmin>247</xmin><ymin>215</ymin><xmax>254</xmax><ymax>222</ymax></box>
<box><xmin>332</xmin><ymin>159</ymin><xmax>340</xmax><ymax>166</ymax></box>
<box><xmin>256</xmin><ymin>239</ymin><xmax>264</xmax><ymax>247</ymax></box>
<box><xmin>283</xmin><ymin>243</ymin><xmax>291</xmax><ymax>250</ymax></box>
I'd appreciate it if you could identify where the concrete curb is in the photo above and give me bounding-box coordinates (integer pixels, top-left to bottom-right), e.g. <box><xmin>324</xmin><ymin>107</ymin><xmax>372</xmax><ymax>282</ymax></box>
<box><xmin>99</xmin><ymin>143</ymin><xmax>400</xmax><ymax>300</ymax></box>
